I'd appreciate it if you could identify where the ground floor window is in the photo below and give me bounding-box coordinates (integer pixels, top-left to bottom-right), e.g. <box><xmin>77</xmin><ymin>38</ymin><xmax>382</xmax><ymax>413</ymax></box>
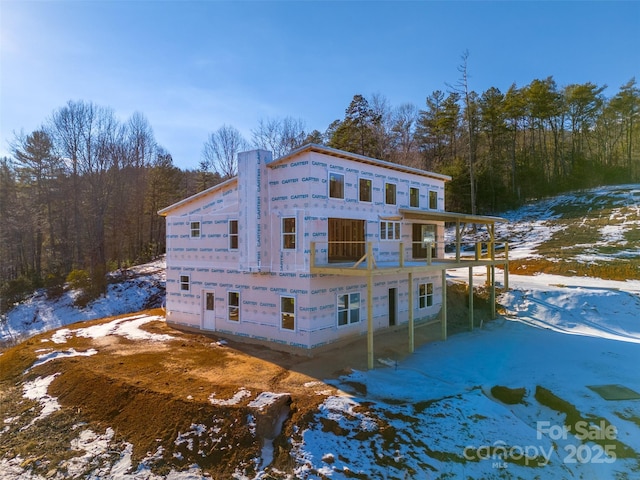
<box><xmin>337</xmin><ymin>292</ymin><xmax>360</xmax><ymax>326</ymax></box>
<box><xmin>418</xmin><ymin>283</ymin><xmax>433</xmax><ymax>308</ymax></box>
<box><xmin>180</xmin><ymin>275</ymin><xmax>190</xmax><ymax>291</ymax></box>
<box><xmin>281</xmin><ymin>296</ymin><xmax>295</xmax><ymax>331</ymax></box>
<box><xmin>228</xmin><ymin>291</ymin><xmax>240</xmax><ymax>321</ymax></box>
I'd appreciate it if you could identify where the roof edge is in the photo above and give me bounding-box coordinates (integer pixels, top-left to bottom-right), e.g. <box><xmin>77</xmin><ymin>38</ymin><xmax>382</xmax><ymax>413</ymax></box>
<box><xmin>158</xmin><ymin>176</ymin><xmax>238</xmax><ymax>216</ymax></box>
<box><xmin>399</xmin><ymin>208</ymin><xmax>508</xmax><ymax>224</ymax></box>
<box><xmin>269</xmin><ymin>144</ymin><xmax>452</xmax><ymax>182</ymax></box>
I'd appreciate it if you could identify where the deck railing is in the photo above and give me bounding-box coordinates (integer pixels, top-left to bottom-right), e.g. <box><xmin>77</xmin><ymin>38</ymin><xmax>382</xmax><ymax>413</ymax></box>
<box><xmin>310</xmin><ymin>240</ymin><xmax>509</xmax><ymax>268</ymax></box>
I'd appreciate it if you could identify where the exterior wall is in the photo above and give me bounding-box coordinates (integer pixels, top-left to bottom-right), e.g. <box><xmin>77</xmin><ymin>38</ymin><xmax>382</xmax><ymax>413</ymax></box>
<box><xmin>165</xmin><ymin>270</ymin><xmax>442</xmax><ymax>350</ymax></box>
<box><xmin>163</xmin><ymin>148</ymin><xmax>447</xmax><ymax>349</ymax></box>
<box><xmin>266</xmin><ymin>150</ymin><xmax>446</xmax><ymax>271</ymax></box>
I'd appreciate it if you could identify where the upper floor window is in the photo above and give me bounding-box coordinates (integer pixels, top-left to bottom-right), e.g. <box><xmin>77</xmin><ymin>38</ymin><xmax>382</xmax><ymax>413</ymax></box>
<box><xmin>281</xmin><ymin>296</ymin><xmax>295</xmax><ymax>331</ymax></box>
<box><xmin>282</xmin><ymin>217</ymin><xmax>296</xmax><ymax>250</ymax></box>
<box><xmin>380</xmin><ymin>221</ymin><xmax>401</xmax><ymax>241</ymax></box>
<box><xmin>229</xmin><ymin>220</ymin><xmax>238</xmax><ymax>249</ymax></box>
<box><xmin>228</xmin><ymin>291</ymin><xmax>240</xmax><ymax>321</ymax></box>
<box><xmin>385</xmin><ymin>183</ymin><xmax>396</xmax><ymax>205</ymax></box>
<box><xmin>429</xmin><ymin>191</ymin><xmax>438</xmax><ymax>209</ymax></box>
<box><xmin>329</xmin><ymin>172</ymin><xmax>344</xmax><ymax>199</ymax></box>
<box><xmin>359</xmin><ymin>178</ymin><xmax>372</xmax><ymax>202</ymax></box>
<box><xmin>410</xmin><ymin>187</ymin><xmax>419</xmax><ymax>208</ymax></box>
<box><xmin>190</xmin><ymin>221</ymin><xmax>201</xmax><ymax>238</ymax></box>
<box><xmin>180</xmin><ymin>275</ymin><xmax>190</xmax><ymax>291</ymax></box>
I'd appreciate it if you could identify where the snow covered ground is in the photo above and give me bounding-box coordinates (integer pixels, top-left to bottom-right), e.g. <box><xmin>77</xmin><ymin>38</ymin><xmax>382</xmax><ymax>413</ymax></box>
<box><xmin>0</xmin><ymin>257</ymin><xmax>165</xmax><ymax>345</ymax></box>
<box><xmin>288</xmin><ymin>271</ymin><xmax>640</xmax><ymax>479</ymax></box>
<box><xmin>2</xmin><ymin>185</ymin><xmax>640</xmax><ymax>479</ymax></box>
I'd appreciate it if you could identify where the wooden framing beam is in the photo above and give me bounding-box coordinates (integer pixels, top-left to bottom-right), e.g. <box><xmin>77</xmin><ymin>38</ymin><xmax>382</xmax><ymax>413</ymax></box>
<box><xmin>469</xmin><ymin>266</ymin><xmax>474</xmax><ymax>331</ymax></box>
<box><xmin>441</xmin><ymin>269</ymin><xmax>447</xmax><ymax>341</ymax></box>
<box><xmin>367</xmin><ymin>242</ymin><xmax>374</xmax><ymax>370</ymax></box>
<box><xmin>408</xmin><ymin>271</ymin><xmax>414</xmax><ymax>353</ymax></box>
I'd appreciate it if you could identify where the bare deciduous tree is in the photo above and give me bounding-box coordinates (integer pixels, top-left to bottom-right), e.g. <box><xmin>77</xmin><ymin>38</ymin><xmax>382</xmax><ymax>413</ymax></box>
<box><xmin>251</xmin><ymin>116</ymin><xmax>307</xmax><ymax>158</ymax></box>
<box><xmin>202</xmin><ymin>125</ymin><xmax>247</xmax><ymax>178</ymax></box>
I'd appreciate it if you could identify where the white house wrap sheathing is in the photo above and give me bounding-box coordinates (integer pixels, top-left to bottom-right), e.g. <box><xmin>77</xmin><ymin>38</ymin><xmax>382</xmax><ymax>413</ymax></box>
<box><xmin>160</xmin><ymin>145</ymin><xmax>452</xmax><ymax>350</ymax></box>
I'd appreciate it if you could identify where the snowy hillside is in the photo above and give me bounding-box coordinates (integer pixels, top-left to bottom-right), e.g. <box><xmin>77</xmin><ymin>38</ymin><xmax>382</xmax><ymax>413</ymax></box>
<box><xmin>0</xmin><ymin>258</ymin><xmax>165</xmax><ymax>346</ymax></box>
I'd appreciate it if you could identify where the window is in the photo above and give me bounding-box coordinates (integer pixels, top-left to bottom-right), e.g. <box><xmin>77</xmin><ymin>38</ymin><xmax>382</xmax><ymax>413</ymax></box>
<box><xmin>328</xmin><ymin>218</ymin><xmax>365</xmax><ymax>262</ymax></box>
<box><xmin>380</xmin><ymin>221</ymin><xmax>401</xmax><ymax>241</ymax></box>
<box><xmin>180</xmin><ymin>275</ymin><xmax>190</xmax><ymax>291</ymax></box>
<box><xmin>429</xmin><ymin>191</ymin><xmax>438</xmax><ymax>209</ymax></box>
<box><xmin>228</xmin><ymin>291</ymin><xmax>239</xmax><ymax>321</ymax></box>
<box><xmin>229</xmin><ymin>220</ymin><xmax>238</xmax><ymax>249</ymax></box>
<box><xmin>190</xmin><ymin>221</ymin><xmax>201</xmax><ymax>238</ymax></box>
<box><xmin>281</xmin><ymin>296</ymin><xmax>295</xmax><ymax>331</ymax></box>
<box><xmin>205</xmin><ymin>292</ymin><xmax>214</xmax><ymax>311</ymax></box>
<box><xmin>418</xmin><ymin>283</ymin><xmax>434</xmax><ymax>309</ymax></box>
<box><xmin>329</xmin><ymin>172</ymin><xmax>344</xmax><ymax>199</ymax></box>
<box><xmin>412</xmin><ymin>224</ymin><xmax>437</xmax><ymax>259</ymax></box>
<box><xmin>385</xmin><ymin>183</ymin><xmax>396</xmax><ymax>205</ymax></box>
<box><xmin>337</xmin><ymin>292</ymin><xmax>360</xmax><ymax>326</ymax></box>
<box><xmin>410</xmin><ymin>187</ymin><xmax>419</xmax><ymax>208</ymax></box>
<box><xmin>359</xmin><ymin>178</ymin><xmax>372</xmax><ymax>202</ymax></box>
<box><xmin>282</xmin><ymin>217</ymin><xmax>296</xmax><ymax>250</ymax></box>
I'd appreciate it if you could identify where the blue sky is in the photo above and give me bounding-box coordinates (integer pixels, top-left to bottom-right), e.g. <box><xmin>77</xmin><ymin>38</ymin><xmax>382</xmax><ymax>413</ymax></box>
<box><xmin>1</xmin><ymin>1</ymin><xmax>638</xmax><ymax>169</ymax></box>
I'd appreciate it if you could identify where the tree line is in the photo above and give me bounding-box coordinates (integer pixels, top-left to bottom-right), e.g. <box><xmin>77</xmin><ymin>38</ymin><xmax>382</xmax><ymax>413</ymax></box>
<box><xmin>1</xmin><ymin>74</ymin><xmax>639</xmax><ymax>311</ymax></box>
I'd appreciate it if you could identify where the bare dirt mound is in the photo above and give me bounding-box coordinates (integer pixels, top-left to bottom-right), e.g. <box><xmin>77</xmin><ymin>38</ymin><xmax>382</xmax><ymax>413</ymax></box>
<box><xmin>0</xmin><ymin>309</ymin><xmax>329</xmax><ymax>478</ymax></box>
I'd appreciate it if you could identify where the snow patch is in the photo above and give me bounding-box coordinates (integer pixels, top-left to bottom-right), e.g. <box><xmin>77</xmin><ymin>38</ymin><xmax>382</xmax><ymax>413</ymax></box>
<box><xmin>29</xmin><ymin>347</ymin><xmax>98</xmax><ymax>370</ymax></box>
<box><xmin>248</xmin><ymin>392</ymin><xmax>289</xmax><ymax>411</ymax></box>
<box><xmin>21</xmin><ymin>374</ymin><xmax>60</xmax><ymax>429</ymax></box>
<box><xmin>209</xmin><ymin>387</ymin><xmax>251</xmax><ymax>406</ymax></box>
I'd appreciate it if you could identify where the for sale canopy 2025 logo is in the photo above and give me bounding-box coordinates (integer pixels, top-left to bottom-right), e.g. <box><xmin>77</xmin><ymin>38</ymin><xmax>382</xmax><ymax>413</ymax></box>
<box><xmin>463</xmin><ymin>420</ymin><xmax>618</xmax><ymax>469</ymax></box>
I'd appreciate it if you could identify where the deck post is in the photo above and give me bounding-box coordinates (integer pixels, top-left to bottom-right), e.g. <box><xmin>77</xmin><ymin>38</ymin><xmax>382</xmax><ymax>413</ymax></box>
<box><xmin>486</xmin><ymin>242</ymin><xmax>491</xmax><ymax>286</ymax></box>
<box><xmin>427</xmin><ymin>242</ymin><xmax>432</xmax><ymax>265</ymax></box>
<box><xmin>504</xmin><ymin>243</ymin><xmax>509</xmax><ymax>290</ymax></box>
<box><xmin>310</xmin><ymin>241</ymin><xmax>316</xmax><ymax>268</ymax></box>
<box><xmin>441</xmin><ymin>269</ymin><xmax>447</xmax><ymax>341</ymax></box>
<box><xmin>490</xmin><ymin>264</ymin><xmax>496</xmax><ymax>319</ymax></box>
<box><xmin>408</xmin><ymin>271</ymin><xmax>414</xmax><ymax>353</ymax></box>
<box><xmin>455</xmin><ymin>220</ymin><xmax>461</xmax><ymax>263</ymax></box>
<box><xmin>367</xmin><ymin>273</ymin><xmax>374</xmax><ymax>369</ymax></box>
<box><xmin>367</xmin><ymin>242</ymin><xmax>374</xmax><ymax>369</ymax></box>
<box><xmin>399</xmin><ymin>242</ymin><xmax>405</xmax><ymax>268</ymax></box>
<box><xmin>469</xmin><ymin>266</ymin><xmax>474</xmax><ymax>331</ymax></box>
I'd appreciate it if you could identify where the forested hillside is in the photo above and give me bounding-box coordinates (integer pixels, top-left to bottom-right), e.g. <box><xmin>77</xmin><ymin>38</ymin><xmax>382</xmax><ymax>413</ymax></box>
<box><xmin>1</xmin><ymin>76</ymin><xmax>639</xmax><ymax>311</ymax></box>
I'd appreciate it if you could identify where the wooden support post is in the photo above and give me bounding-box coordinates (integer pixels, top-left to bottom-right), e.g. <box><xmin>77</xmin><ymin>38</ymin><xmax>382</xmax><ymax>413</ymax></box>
<box><xmin>310</xmin><ymin>241</ymin><xmax>316</xmax><ymax>267</ymax></box>
<box><xmin>399</xmin><ymin>242</ymin><xmax>405</xmax><ymax>268</ymax></box>
<box><xmin>488</xmin><ymin>240</ymin><xmax>495</xmax><ymax>285</ymax></box>
<box><xmin>486</xmin><ymin>241</ymin><xmax>491</xmax><ymax>286</ymax></box>
<box><xmin>441</xmin><ymin>269</ymin><xmax>447</xmax><ymax>341</ymax></box>
<box><xmin>455</xmin><ymin>220</ymin><xmax>461</xmax><ymax>263</ymax></box>
<box><xmin>427</xmin><ymin>242</ymin><xmax>432</xmax><ymax>265</ymax></box>
<box><xmin>504</xmin><ymin>243</ymin><xmax>509</xmax><ymax>290</ymax></box>
<box><xmin>367</xmin><ymin>273</ymin><xmax>374</xmax><ymax>370</ymax></box>
<box><xmin>408</xmin><ymin>272</ymin><xmax>414</xmax><ymax>353</ymax></box>
<box><xmin>367</xmin><ymin>242</ymin><xmax>374</xmax><ymax>370</ymax></box>
<box><xmin>490</xmin><ymin>265</ymin><xmax>496</xmax><ymax>319</ymax></box>
<box><xmin>469</xmin><ymin>266</ymin><xmax>474</xmax><ymax>331</ymax></box>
